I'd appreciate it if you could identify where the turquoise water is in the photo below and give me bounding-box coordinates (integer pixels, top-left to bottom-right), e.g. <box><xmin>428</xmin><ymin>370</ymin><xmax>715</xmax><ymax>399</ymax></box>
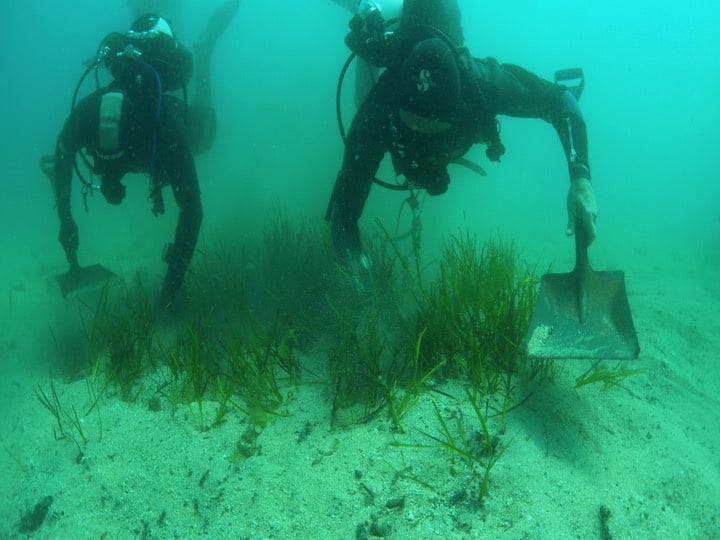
<box><xmin>0</xmin><ymin>1</ymin><xmax>718</xmax><ymax>538</ymax></box>
<box><xmin>1</xmin><ymin>1</ymin><xmax>717</xmax><ymax>266</ymax></box>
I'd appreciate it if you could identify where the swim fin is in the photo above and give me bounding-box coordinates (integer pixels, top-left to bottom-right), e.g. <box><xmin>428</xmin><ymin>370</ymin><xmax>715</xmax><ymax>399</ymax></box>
<box><xmin>196</xmin><ymin>0</ymin><xmax>241</xmax><ymax>53</ymax></box>
<box><xmin>55</xmin><ymin>264</ymin><xmax>117</xmax><ymax>299</ymax></box>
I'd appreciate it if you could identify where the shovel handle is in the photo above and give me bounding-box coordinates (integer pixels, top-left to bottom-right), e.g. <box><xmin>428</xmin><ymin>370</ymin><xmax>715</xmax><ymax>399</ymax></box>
<box><xmin>574</xmin><ymin>219</ymin><xmax>590</xmax><ymax>321</ymax></box>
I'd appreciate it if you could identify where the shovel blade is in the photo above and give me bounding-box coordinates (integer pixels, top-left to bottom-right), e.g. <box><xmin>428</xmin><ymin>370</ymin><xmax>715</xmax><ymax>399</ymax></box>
<box><xmin>525</xmin><ymin>269</ymin><xmax>639</xmax><ymax>359</ymax></box>
<box><xmin>55</xmin><ymin>264</ymin><xmax>117</xmax><ymax>299</ymax></box>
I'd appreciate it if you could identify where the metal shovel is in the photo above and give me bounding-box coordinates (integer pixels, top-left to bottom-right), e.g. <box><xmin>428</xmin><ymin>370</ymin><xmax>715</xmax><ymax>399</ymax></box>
<box><xmin>55</xmin><ymin>264</ymin><xmax>117</xmax><ymax>299</ymax></box>
<box><xmin>525</xmin><ymin>224</ymin><xmax>639</xmax><ymax>359</ymax></box>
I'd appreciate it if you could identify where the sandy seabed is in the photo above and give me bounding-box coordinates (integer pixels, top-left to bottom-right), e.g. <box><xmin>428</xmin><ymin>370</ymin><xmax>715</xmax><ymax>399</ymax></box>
<box><xmin>1</xmin><ymin>234</ymin><xmax>718</xmax><ymax>540</ymax></box>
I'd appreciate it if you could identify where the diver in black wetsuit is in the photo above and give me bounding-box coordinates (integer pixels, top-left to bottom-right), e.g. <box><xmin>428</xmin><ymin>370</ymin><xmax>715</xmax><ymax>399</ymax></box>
<box><xmin>327</xmin><ymin>0</ymin><xmax>598</xmax><ymax>286</ymax></box>
<box><xmin>46</xmin><ymin>2</ymin><xmax>240</xmax><ymax>306</ymax></box>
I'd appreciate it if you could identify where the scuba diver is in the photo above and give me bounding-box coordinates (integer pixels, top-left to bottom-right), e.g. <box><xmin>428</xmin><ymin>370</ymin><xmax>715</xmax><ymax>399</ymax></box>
<box><xmin>43</xmin><ymin>1</ymin><xmax>240</xmax><ymax>306</ymax></box>
<box><xmin>326</xmin><ymin>0</ymin><xmax>598</xmax><ymax>289</ymax></box>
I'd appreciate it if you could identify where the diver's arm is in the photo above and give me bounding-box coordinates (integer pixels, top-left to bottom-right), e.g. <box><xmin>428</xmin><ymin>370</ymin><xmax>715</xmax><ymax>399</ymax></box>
<box><xmin>477</xmin><ymin>61</ymin><xmax>591</xmax><ymax>180</ymax></box>
<box><xmin>327</xmin><ymin>87</ymin><xmax>388</xmax><ymax>262</ymax></box>
<box><xmin>159</xmin><ymin>171</ymin><xmax>202</xmax><ymax>304</ymax></box>
<box><xmin>476</xmin><ymin>60</ymin><xmax>597</xmax><ymax>240</ymax></box>
<box><xmin>552</xmin><ymin>89</ymin><xmax>591</xmax><ymax>181</ymax></box>
<box><xmin>157</xmin><ymin>116</ymin><xmax>203</xmax><ymax>305</ymax></box>
<box><xmin>159</xmin><ymin>179</ymin><xmax>202</xmax><ymax>304</ymax></box>
<box><xmin>53</xmin><ymin>100</ymin><xmax>95</xmax><ymax>269</ymax></box>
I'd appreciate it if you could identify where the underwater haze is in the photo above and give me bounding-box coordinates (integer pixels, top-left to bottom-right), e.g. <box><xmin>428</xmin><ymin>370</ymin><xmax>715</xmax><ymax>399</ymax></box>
<box><xmin>0</xmin><ymin>1</ymin><xmax>718</xmax><ymax>274</ymax></box>
<box><xmin>1</xmin><ymin>1</ymin><xmax>719</xmax><ymax>538</ymax></box>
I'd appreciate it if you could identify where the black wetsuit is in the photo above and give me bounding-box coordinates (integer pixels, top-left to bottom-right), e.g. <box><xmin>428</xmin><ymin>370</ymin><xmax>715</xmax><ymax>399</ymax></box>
<box><xmin>327</xmin><ymin>36</ymin><xmax>591</xmax><ymax>262</ymax></box>
<box><xmin>52</xmin><ymin>79</ymin><xmax>202</xmax><ymax>302</ymax></box>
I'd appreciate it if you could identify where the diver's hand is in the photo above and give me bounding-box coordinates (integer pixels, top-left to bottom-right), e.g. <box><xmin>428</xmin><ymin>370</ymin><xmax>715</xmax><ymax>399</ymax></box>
<box><xmin>156</xmin><ymin>243</ymin><xmax>188</xmax><ymax>312</ymax></box>
<box><xmin>343</xmin><ymin>249</ymin><xmax>372</xmax><ymax>297</ymax></box>
<box><xmin>566</xmin><ymin>176</ymin><xmax>598</xmax><ymax>244</ymax></box>
<box><xmin>59</xmin><ymin>218</ymin><xmax>79</xmax><ymax>269</ymax></box>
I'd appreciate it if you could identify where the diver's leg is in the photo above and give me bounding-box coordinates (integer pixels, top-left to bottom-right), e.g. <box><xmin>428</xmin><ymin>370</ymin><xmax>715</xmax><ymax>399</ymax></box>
<box><xmin>400</xmin><ymin>0</ymin><xmax>464</xmax><ymax>44</ymax></box>
<box><xmin>127</xmin><ymin>0</ymin><xmax>182</xmax><ymax>21</ymax></box>
<box><xmin>188</xmin><ymin>0</ymin><xmax>240</xmax><ymax>154</ymax></box>
<box><xmin>193</xmin><ymin>0</ymin><xmax>241</xmax><ymax>109</ymax></box>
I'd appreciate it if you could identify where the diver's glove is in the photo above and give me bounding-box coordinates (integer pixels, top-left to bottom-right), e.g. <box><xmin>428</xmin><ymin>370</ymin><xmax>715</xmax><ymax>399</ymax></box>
<box><xmin>59</xmin><ymin>218</ymin><xmax>79</xmax><ymax>269</ymax></box>
<box><xmin>340</xmin><ymin>247</ymin><xmax>373</xmax><ymax>297</ymax></box>
<box><xmin>344</xmin><ymin>7</ymin><xmax>392</xmax><ymax>67</ymax></box>
<box><xmin>330</xmin><ymin>204</ymin><xmax>373</xmax><ymax>295</ymax></box>
<box><xmin>149</xmin><ymin>183</ymin><xmax>165</xmax><ymax>216</ymax></box>
<box><xmin>157</xmin><ymin>242</ymin><xmax>190</xmax><ymax>310</ymax></box>
<box><xmin>566</xmin><ymin>176</ymin><xmax>598</xmax><ymax>244</ymax></box>
<box><xmin>100</xmin><ymin>176</ymin><xmax>126</xmax><ymax>205</ymax></box>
